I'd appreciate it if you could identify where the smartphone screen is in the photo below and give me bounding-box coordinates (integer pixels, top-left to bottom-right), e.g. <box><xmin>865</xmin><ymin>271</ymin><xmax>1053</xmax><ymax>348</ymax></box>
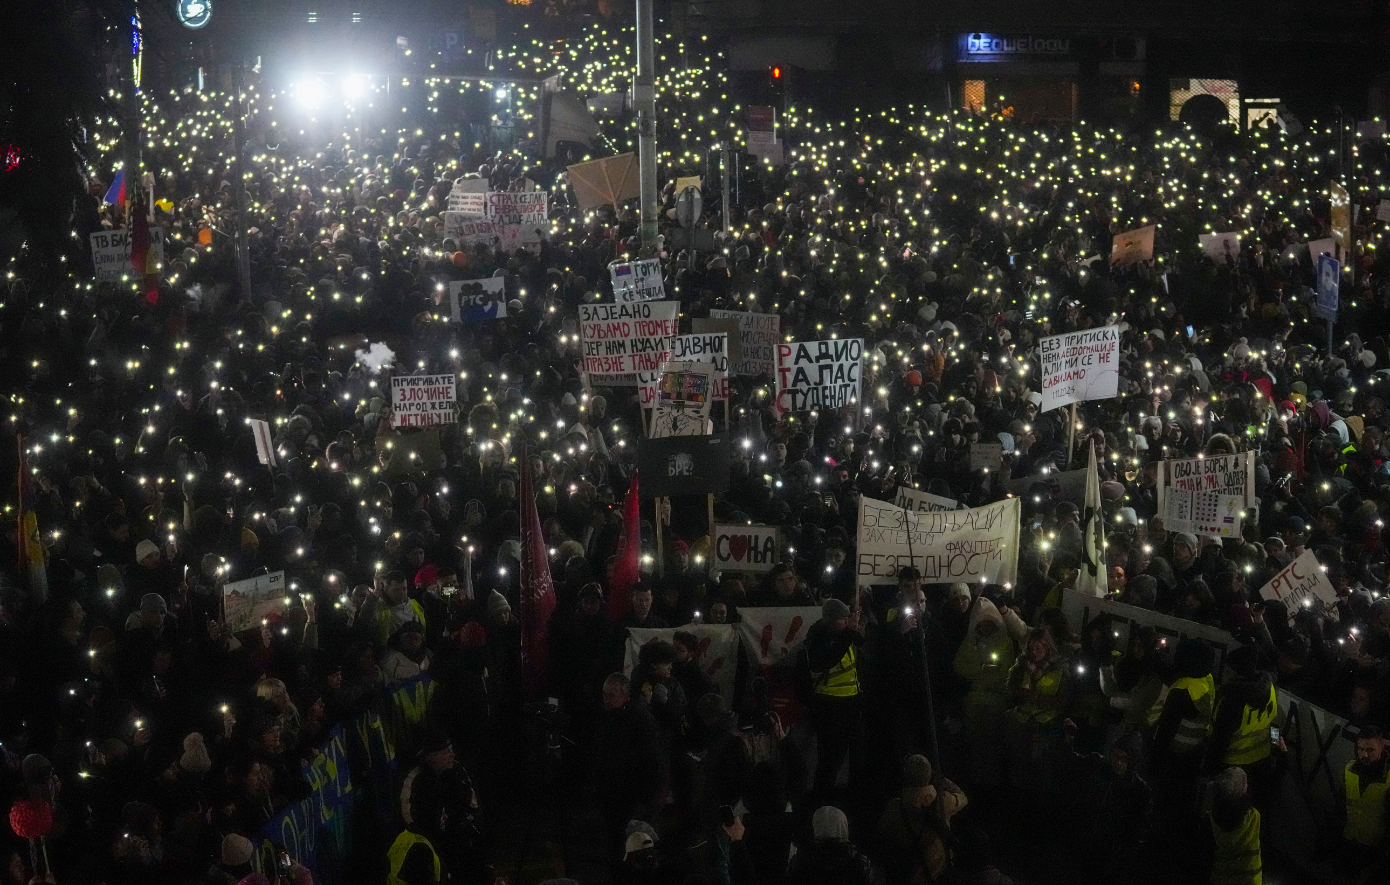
<box><xmin>1186</xmin><ymin>325</ymin><xmax>1195</xmax><ymax>339</ymax></box>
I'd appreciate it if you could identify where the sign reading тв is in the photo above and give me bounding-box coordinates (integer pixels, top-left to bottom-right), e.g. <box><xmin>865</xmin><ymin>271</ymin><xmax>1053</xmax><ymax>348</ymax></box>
<box><xmin>1038</xmin><ymin>326</ymin><xmax>1120</xmax><ymax>412</ymax></box>
<box><xmin>391</xmin><ymin>374</ymin><xmax>457</xmax><ymax>428</ymax></box>
<box><xmin>856</xmin><ymin>496</ymin><xmax>1020</xmax><ymax>585</ymax></box>
<box><xmin>91</xmin><ymin>228</ymin><xmax>165</xmax><ymax>283</ymax></box>
<box><xmin>776</xmin><ymin>339</ymin><xmax>862</xmax><ymax>412</ymax></box>
<box><xmin>580</xmin><ymin>301</ymin><xmax>679</xmax><ymax>382</ymax></box>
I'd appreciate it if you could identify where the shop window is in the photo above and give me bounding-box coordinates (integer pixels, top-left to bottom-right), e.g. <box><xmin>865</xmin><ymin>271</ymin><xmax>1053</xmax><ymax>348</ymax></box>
<box><xmin>1169</xmin><ymin>78</ymin><xmax>1239</xmax><ymax>123</ymax></box>
<box><xmin>962</xmin><ymin>80</ymin><xmax>986</xmax><ymax>112</ymax></box>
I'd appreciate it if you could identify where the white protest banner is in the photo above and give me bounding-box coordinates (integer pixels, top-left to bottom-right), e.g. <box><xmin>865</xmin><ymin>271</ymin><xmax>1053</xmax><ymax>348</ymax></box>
<box><xmin>90</xmin><ymin>228</ymin><xmax>165</xmax><ymax>283</ymax></box>
<box><xmin>579</xmin><ymin>301</ymin><xmax>680</xmax><ymax>383</ymax></box>
<box><xmin>776</xmin><ymin>339</ymin><xmax>862</xmax><ymax>412</ymax></box>
<box><xmin>1038</xmin><ymin>325</ymin><xmax>1120</xmax><ymax>412</ymax></box>
<box><xmin>856</xmin><ymin>496</ymin><xmax>1020</xmax><ymax>585</ymax></box>
<box><xmin>249</xmin><ymin>419</ymin><xmax>276</xmax><ymax>467</ymax></box>
<box><xmin>625</xmin><ymin>624</ymin><xmax>739</xmax><ymax>702</ymax></box>
<box><xmin>710</xmin><ymin>309</ymin><xmax>779</xmax><ymax>377</ymax></box>
<box><xmin>736</xmin><ymin>606</ymin><xmax>820</xmax><ymax>667</ymax></box>
<box><xmin>893</xmin><ymin>485</ymin><xmax>959</xmax><ymax>513</ymax></box>
<box><xmin>969</xmin><ymin>443</ymin><xmax>1003</xmax><ymax>472</ymax></box>
<box><xmin>447</xmin><ymin>178</ymin><xmax>488</xmax><ymax>214</ymax></box>
<box><xmin>1257</xmin><ymin>549</ymin><xmax>1339</xmax><ymax>614</ymax></box>
<box><xmin>1199</xmin><ymin>232</ymin><xmax>1241</xmax><ymax>264</ymax></box>
<box><xmin>391</xmin><ymin>374</ymin><xmax>457</xmax><ymax>428</ymax></box>
<box><xmin>486</xmin><ymin>190</ymin><xmax>547</xmax><ymax>225</ymax></box>
<box><xmin>651</xmin><ymin>362</ymin><xmax>714</xmax><ymax>438</ymax></box>
<box><xmin>712</xmin><ymin>524</ymin><xmax>781</xmax><ymax>573</ymax></box>
<box><xmin>610</xmin><ymin>258</ymin><xmax>666</xmax><ymax>303</ymax></box>
<box><xmin>1158</xmin><ymin>451</ymin><xmax>1255</xmax><ymax>538</ymax></box>
<box><xmin>443</xmin><ymin>214</ymin><xmax>496</xmax><ymax>245</ymax></box>
<box><xmin>222</xmin><ymin>570</ymin><xmax>287</xmax><ymax>634</ymax></box>
<box><xmin>449</xmin><ymin>278</ymin><xmax>506</xmax><ymax>322</ymax></box>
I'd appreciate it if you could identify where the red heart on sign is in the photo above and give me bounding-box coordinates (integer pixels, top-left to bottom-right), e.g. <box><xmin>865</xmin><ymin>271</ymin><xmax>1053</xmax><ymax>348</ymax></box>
<box><xmin>729</xmin><ymin>535</ymin><xmax>749</xmax><ymax>562</ymax></box>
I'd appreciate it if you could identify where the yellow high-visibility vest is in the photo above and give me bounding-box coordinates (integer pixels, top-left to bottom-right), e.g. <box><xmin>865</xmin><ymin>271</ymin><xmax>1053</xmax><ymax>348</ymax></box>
<box><xmin>1222</xmin><ymin>683</ymin><xmax>1277</xmax><ymax>767</ymax></box>
<box><xmin>1208</xmin><ymin>806</ymin><xmax>1262</xmax><ymax>885</ymax></box>
<box><xmin>1344</xmin><ymin>761</ymin><xmax>1390</xmax><ymax>847</ymax></box>
<box><xmin>387</xmin><ymin>830</ymin><xmax>441</xmax><ymax>885</ymax></box>
<box><xmin>1169</xmin><ymin>674</ymin><xmax>1214</xmax><ymax>753</ymax></box>
<box><xmin>815</xmin><ymin>646</ymin><xmax>860</xmax><ymax>698</ymax></box>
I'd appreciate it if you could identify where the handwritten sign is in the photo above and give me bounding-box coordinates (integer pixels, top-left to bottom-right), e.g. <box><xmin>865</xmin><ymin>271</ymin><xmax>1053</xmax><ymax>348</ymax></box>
<box><xmin>91</xmin><ymin>228</ymin><xmax>165</xmax><ymax>282</ymax></box>
<box><xmin>710</xmin><ymin>309</ymin><xmax>778</xmax><ymax>376</ymax></box>
<box><xmin>1258</xmin><ymin>549</ymin><xmax>1339</xmax><ymax>614</ymax></box>
<box><xmin>443</xmin><ymin>214</ymin><xmax>495</xmax><ymax>245</ymax></box>
<box><xmin>1038</xmin><ymin>325</ymin><xmax>1120</xmax><ymax>412</ymax></box>
<box><xmin>1159</xmin><ymin>452</ymin><xmax>1255</xmax><ymax>538</ymax></box>
<box><xmin>855</xmin><ymin>496</ymin><xmax>1020</xmax><ymax>585</ymax></box>
<box><xmin>1110</xmin><ymin>224</ymin><xmax>1155</xmax><ymax>266</ymax></box>
<box><xmin>893</xmin><ymin>485</ymin><xmax>959</xmax><ymax>513</ymax></box>
<box><xmin>775</xmin><ymin>339</ymin><xmax>862</xmax><ymax>412</ymax></box>
<box><xmin>579</xmin><ymin>301</ymin><xmax>679</xmax><ymax>382</ymax></box>
<box><xmin>391</xmin><ymin>374</ymin><xmax>457</xmax><ymax>428</ymax></box>
<box><xmin>712</xmin><ymin>524</ymin><xmax>781</xmax><ymax>573</ymax></box>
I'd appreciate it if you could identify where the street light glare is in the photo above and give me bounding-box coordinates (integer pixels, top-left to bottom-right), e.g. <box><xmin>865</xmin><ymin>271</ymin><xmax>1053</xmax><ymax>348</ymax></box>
<box><xmin>342</xmin><ymin>75</ymin><xmax>365</xmax><ymax>99</ymax></box>
<box><xmin>294</xmin><ymin>77</ymin><xmax>327</xmax><ymax>108</ymax></box>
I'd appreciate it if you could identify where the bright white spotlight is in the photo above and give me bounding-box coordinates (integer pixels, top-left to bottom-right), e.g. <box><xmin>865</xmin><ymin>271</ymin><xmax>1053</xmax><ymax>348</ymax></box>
<box><xmin>495</xmin><ymin>88</ymin><xmax>509</xmax><ymax>101</ymax></box>
<box><xmin>342</xmin><ymin>76</ymin><xmax>365</xmax><ymax>100</ymax></box>
<box><xmin>294</xmin><ymin>77</ymin><xmax>327</xmax><ymax>108</ymax></box>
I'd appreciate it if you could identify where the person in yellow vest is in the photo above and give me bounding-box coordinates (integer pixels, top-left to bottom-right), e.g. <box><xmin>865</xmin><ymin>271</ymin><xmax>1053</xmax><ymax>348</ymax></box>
<box><xmin>1340</xmin><ymin>726</ymin><xmax>1390</xmax><ymax>883</ymax></box>
<box><xmin>805</xmin><ymin>596</ymin><xmax>865</xmax><ymax>797</ymax></box>
<box><xmin>1153</xmin><ymin>638</ymin><xmax>1215</xmax><ymax>775</ymax></box>
<box><xmin>1005</xmin><ymin>626</ymin><xmax>1070</xmax><ymax>790</ymax></box>
<box><xmin>376</xmin><ymin>570</ymin><xmax>428</xmax><ymax>647</ymax></box>
<box><xmin>1208</xmin><ymin>646</ymin><xmax>1282</xmax><ymax>806</ymax></box>
<box><xmin>386</xmin><ymin>826</ymin><xmax>443</xmax><ymax>885</ymax></box>
<box><xmin>1205</xmin><ymin>766</ymin><xmax>1262</xmax><ymax>885</ymax></box>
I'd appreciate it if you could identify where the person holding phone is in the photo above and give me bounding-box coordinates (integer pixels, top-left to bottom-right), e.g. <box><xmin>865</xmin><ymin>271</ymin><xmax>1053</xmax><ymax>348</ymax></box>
<box><xmin>1207</xmin><ymin>646</ymin><xmax>1282</xmax><ymax>808</ymax></box>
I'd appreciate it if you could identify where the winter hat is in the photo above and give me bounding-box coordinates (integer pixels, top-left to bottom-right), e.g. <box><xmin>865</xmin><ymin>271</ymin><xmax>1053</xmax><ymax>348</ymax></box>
<box><xmin>902</xmin><ymin>754</ymin><xmax>933</xmax><ymax>788</ymax></box>
<box><xmin>812</xmin><ymin>806</ymin><xmax>850</xmax><ymax>842</ymax></box>
<box><xmin>486</xmin><ymin>590</ymin><xmax>512</xmax><ymax>619</ymax></box>
<box><xmin>623</xmin><ymin>820</ymin><xmax>658</xmax><ymax>860</ymax></box>
<box><xmin>1173</xmin><ymin>533</ymin><xmax>1199</xmax><ymax>554</ymax></box>
<box><xmin>949</xmin><ymin>583</ymin><xmax>972</xmax><ymax>602</ymax></box>
<box><xmin>180</xmin><ymin>732</ymin><xmax>212</xmax><ymax>775</ymax></box>
<box><xmin>221</xmin><ymin>833</ymin><xmax>255</xmax><ymax>867</ymax></box>
<box><xmin>140</xmin><ymin>593</ymin><xmax>168</xmax><ymax>615</ymax></box>
<box><xmin>135</xmin><ymin>539</ymin><xmax>161</xmax><ymax>562</ymax></box>
<box><xmin>822</xmin><ymin>598</ymin><xmax>850</xmax><ymax>621</ymax></box>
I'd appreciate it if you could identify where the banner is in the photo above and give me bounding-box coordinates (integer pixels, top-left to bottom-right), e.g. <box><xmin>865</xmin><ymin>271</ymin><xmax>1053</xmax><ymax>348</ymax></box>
<box><xmin>579</xmin><ymin>301</ymin><xmax>680</xmax><ymax>382</ymax></box>
<box><xmin>710</xmin><ymin>310</ymin><xmax>779</xmax><ymax>376</ymax></box>
<box><xmin>892</xmin><ymin>485</ymin><xmax>959</xmax><ymax>513</ymax></box>
<box><xmin>486</xmin><ymin>190</ymin><xmax>547</xmax><ymax>226</ymax></box>
<box><xmin>449</xmin><ymin>278</ymin><xmax>506</xmax><ymax>322</ymax></box>
<box><xmin>391</xmin><ymin>374</ymin><xmax>457</xmax><ymax>428</ymax></box>
<box><xmin>712</xmin><ymin>524</ymin><xmax>781</xmax><ymax>572</ymax></box>
<box><xmin>1198</xmin><ymin>232</ymin><xmax>1241</xmax><ymax>264</ymax></box>
<box><xmin>1109</xmin><ymin>224</ymin><xmax>1155</xmax><ymax>266</ymax></box>
<box><xmin>223</xmin><ymin>570</ymin><xmax>287</xmax><ymax>634</ymax></box>
<box><xmin>855</xmin><ymin>496</ymin><xmax>1020</xmax><ymax>585</ymax></box>
<box><xmin>91</xmin><ymin>228</ymin><xmax>164</xmax><ymax>282</ymax></box>
<box><xmin>624</xmin><ymin>624</ymin><xmax>739</xmax><ymax>701</ymax></box>
<box><xmin>1060</xmin><ymin>588</ymin><xmax>1237</xmax><ymax>676</ymax></box>
<box><xmin>1038</xmin><ymin>325</ymin><xmax>1120</xmax><ymax>412</ymax></box>
<box><xmin>610</xmin><ymin>258</ymin><xmax>665</xmax><ymax>303</ymax></box>
<box><xmin>1158</xmin><ymin>451</ymin><xmax>1255</xmax><ymax>538</ymax></box>
<box><xmin>775</xmin><ymin>339</ymin><xmax>862</xmax><ymax>412</ymax></box>
<box><xmin>249</xmin><ymin>418</ymin><xmax>276</xmax><ymax>467</ymax></box>
<box><xmin>736</xmin><ymin>605</ymin><xmax>821</xmax><ymax>723</ymax></box>
<box><xmin>650</xmin><ymin>362</ymin><xmax>714</xmax><ymax>438</ymax></box>
<box><xmin>443</xmin><ymin>214</ymin><xmax>496</xmax><ymax>245</ymax></box>
<box><xmin>1257</xmin><ymin>549</ymin><xmax>1338</xmax><ymax>615</ymax></box>
<box><xmin>447</xmin><ymin>178</ymin><xmax>488</xmax><ymax>214</ymax></box>
<box><xmin>637</xmin><ymin>434</ymin><xmax>730</xmax><ymax>497</ymax></box>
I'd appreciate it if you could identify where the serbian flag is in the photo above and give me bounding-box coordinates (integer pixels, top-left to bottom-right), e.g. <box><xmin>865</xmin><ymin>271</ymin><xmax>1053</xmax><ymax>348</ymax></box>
<box><xmin>518</xmin><ymin>443</ymin><xmax>557</xmax><ymax>698</ymax></box>
<box><xmin>103</xmin><ymin>170</ymin><xmax>126</xmax><ymax>208</ymax></box>
<box><xmin>607</xmin><ymin>470</ymin><xmax>642</xmax><ymax>623</ymax></box>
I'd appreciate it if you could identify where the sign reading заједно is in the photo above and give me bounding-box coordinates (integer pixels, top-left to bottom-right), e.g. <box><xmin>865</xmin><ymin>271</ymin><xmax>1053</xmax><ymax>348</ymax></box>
<box><xmin>776</xmin><ymin>339</ymin><xmax>862</xmax><ymax>412</ymax></box>
<box><xmin>1038</xmin><ymin>326</ymin><xmax>1120</xmax><ymax>412</ymax></box>
<box><xmin>579</xmin><ymin>301</ymin><xmax>679</xmax><ymax>383</ymax></box>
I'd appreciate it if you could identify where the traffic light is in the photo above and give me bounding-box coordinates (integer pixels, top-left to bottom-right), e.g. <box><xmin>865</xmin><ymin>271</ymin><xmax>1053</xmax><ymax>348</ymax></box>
<box><xmin>770</xmin><ymin>65</ymin><xmax>782</xmax><ymax>82</ymax></box>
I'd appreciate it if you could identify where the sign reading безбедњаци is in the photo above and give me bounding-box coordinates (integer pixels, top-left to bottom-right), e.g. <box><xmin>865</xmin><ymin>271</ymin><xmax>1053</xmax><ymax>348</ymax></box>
<box><xmin>856</xmin><ymin>496</ymin><xmax>1020</xmax><ymax>585</ymax></box>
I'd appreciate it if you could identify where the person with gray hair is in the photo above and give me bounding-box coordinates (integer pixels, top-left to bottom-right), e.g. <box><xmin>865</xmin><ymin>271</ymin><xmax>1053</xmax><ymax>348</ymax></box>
<box><xmin>1205</xmin><ymin>766</ymin><xmax>1262</xmax><ymax>885</ymax></box>
<box><xmin>592</xmin><ymin>672</ymin><xmax>662</xmax><ymax>866</ymax></box>
<box><xmin>784</xmin><ymin>806</ymin><xmax>877</xmax><ymax>885</ymax></box>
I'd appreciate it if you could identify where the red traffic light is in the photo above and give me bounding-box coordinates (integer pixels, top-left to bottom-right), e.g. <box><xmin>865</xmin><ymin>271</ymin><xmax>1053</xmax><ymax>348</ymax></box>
<box><xmin>770</xmin><ymin>66</ymin><xmax>782</xmax><ymax>80</ymax></box>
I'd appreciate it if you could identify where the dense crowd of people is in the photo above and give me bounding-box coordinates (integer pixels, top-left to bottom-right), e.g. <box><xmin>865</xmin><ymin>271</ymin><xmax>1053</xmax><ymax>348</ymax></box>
<box><xmin>5</xmin><ymin>16</ymin><xmax>1390</xmax><ymax>885</ymax></box>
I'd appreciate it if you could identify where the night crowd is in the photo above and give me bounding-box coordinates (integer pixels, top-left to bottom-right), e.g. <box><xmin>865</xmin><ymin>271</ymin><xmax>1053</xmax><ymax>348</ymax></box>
<box><xmin>4</xmin><ymin>19</ymin><xmax>1390</xmax><ymax>885</ymax></box>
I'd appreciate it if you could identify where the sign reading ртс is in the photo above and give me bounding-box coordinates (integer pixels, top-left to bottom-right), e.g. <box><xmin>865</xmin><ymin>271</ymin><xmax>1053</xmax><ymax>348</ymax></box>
<box><xmin>1038</xmin><ymin>326</ymin><xmax>1120</xmax><ymax>412</ymax></box>
<box><xmin>391</xmin><ymin>374</ymin><xmax>457</xmax><ymax>428</ymax></box>
<box><xmin>776</xmin><ymin>339</ymin><xmax>862</xmax><ymax>412</ymax></box>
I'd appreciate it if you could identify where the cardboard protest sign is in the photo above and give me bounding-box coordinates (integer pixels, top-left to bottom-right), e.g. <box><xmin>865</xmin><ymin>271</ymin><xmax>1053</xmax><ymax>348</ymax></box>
<box><xmin>855</xmin><ymin>496</ymin><xmax>1020</xmax><ymax>585</ymax></box>
<box><xmin>566</xmin><ymin>153</ymin><xmax>640</xmax><ymax>210</ymax></box>
<box><xmin>579</xmin><ymin>301</ymin><xmax>679</xmax><ymax>383</ymax></box>
<box><xmin>893</xmin><ymin>485</ymin><xmax>959</xmax><ymax>513</ymax></box>
<box><xmin>637</xmin><ymin>434</ymin><xmax>730</xmax><ymax>497</ymax></box>
<box><xmin>447</xmin><ymin>178</ymin><xmax>488</xmax><ymax>214</ymax></box>
<box><xmin>1199</xmin><ymin>232</ymin><xmax>1241</xmax><ymax>264</ymax></box>
<box><xmin>223</xmin><ymin>570</ymin><xmax>287</xmax><ymax>634</ymax></box>
<box><xmin>1307</xmin><ymin>238</ymin><xmax>1336</xmax><ymax>262</ymax></box>
<box><xmin>91</xmin><ymin>228</ymin><xmax>165</xmax><ymax>282</ymax></box>
<box><xmin>692</xmin><ymin>317</ymin><xmax>743</xmax><ymax>365</ymax></box>
<box><xmin>674</xmin><ymin>176</ymin><xmax>702</xmax><ymax>193</ymax></box>
<box><xmin>249</xmin><ymin>419</ymin><xmax>276</xmax><ymax>467</ymax></box>
<box><xmin>1258</xmin><ymin>550</ymin><xmax>1339</xmax><ymax>614</ymax></box>
<box><xmin>443</xmin><ymin>214</ymin><xmax>496</xmax><ymax>245</ymax></box>
<box><xmin>1038</xmin><ymin>326</ymin><xmax>1121</xmax><ymax>412</ymax></box>
<box><xmin>625</xmin><ymin>624</ymin><xmax>738</xmax><ymax>701</ymax></box>
<box><xmin>610</xmin><ymin>258</ymin><xmax>665</xmax><ymax>303</ymax></box>
<box><xmin>486</xmin><ymin>191</ymin><xmax>547</xmax><ymax>225</ymax></box>
<box><xmin>1378</xmin><ymin>200</ymin><xmax>1390</xmax><ymax>224</ymax></box>
<box><xmin>383</xmin><ymin>428</ymin><xmax>444</xmax><ymax>475</ymax></box>
<box><xmin>670</xmin><ymin>333</ymin><xmax>729</xmax><ymax>400</ymax></box>
<box><xmin>775</xmin><ymin>339</ymin><xmax>862</xmax><ymax>412</ymax></box>
<box><xmin>391</xmin><ymin>374</ymin><xmax>457</xmax><ymax>428</ymax></box>
<box><xmin>969</xmin><ymin>443</ymin><xmax>1004</xmax><ymax>471</ymax></box>
<box><xmin>449</xmin><ymin>278</ymin><xmax>506</xmax><ymax>322</ymax></box>
<box><xmin>1158</xmin><ymin>451</ymin><xmax>1255</xmax><ymax>538</ymax></box>
<box><xmin>712</xmin><ymin>524</ymin><xmax>781</xmax><ymax>573</ymax></box>
<box><xmin>650</xmin><ymin>362</ymin><xmax>714</xmax><ymax>438</ymax></box>
<box><xmin>1109</xmin><ymin>225</ymin><xmax>1155</xmax><ymax>266</ymax></box>
<box><xmin>709</xmin><ymin>310</ymin><xmax>778</xmax><ymax>376</ymax></box>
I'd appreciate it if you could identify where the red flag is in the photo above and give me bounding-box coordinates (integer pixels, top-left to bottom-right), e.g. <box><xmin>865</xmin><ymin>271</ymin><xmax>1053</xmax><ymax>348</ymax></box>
<box><xmin>607</xmin><ymin>470</ymin><xmax>642</xmax><ymax>623</ymax></box>
<box><xmin>518</xmin><ymin>443</ymin><xmax>556</xmax><ymax>699</ymax></box>
<box><xmin>130</xmin><ymin>192</ymin><xmax>150</xmax><ymax>272</ymax></box>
